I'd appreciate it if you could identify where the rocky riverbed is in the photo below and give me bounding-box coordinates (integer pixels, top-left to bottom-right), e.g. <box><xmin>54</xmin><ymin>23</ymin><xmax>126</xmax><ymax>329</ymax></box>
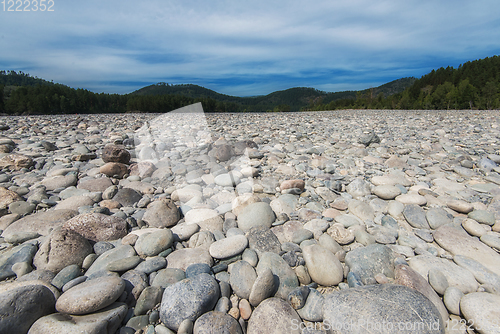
<box><xmin>1</xmin><ymin>107</ymin><xmax>500</xmax><ymax>334</ymax></box>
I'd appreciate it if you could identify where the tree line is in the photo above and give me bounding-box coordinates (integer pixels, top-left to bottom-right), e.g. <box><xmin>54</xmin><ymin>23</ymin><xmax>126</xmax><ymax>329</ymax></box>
<box><xmin>306</xmin><ymin>56</ymin><xmax>500</xmax><ymax>111</ymax></box>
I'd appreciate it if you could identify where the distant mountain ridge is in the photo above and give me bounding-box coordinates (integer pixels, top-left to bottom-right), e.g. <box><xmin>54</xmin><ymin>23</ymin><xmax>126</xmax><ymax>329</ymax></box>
<box><xmin>130</xmin><ymin>77</ymin><xmax>416</xmax><ymax>111</ymax></box>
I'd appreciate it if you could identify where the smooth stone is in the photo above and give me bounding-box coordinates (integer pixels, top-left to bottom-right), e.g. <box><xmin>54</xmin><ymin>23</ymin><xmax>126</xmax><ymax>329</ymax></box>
<box><xmin>334</xmin><ymin>214</ymin><xmax>362</xmax><ymax>228</ymax></box>
<box><xmin>135</xmin><ymin>286</ymin><xmax>163</xmax><ymax>316</ymax></box>
<box><xmin>99</xmin><ymin>162</ymin><xmax>128</xmax><ymax>178</ymax></box>
<box><xmin>460</xmin><ymin>292</ymin><xmax>500</xmax><ymax>334</ymax></box>
<box><xmin>102</xmin><ymin>144</ymin><xmax>131</xmax><ymax>164</ymax></box>
<box><xmin>242</xmin><ymin>248</ymin><xmax>259</xmax><ymax>267</ymax></box>
<box><xmin>394</xmin><ymin>264</ymin><xmax>449</xmax><ymax>323</ymax></box>
<box><xmin>353</xmin><ymin>228</ymin><xmax>376</xmax><ymax>246</ymax></box>
<box><xmin>135</xmin><ymin>229</ymin><xmax>174</xmax><ymax>257</ymax></box>
<box><xmin>56</xmin><ymin>276</ymin><xmax>125</xmax><ymax>315</ymax></box>
<box><xmin>188</xmin><ymin>230</ymin><xmax>215</xmax><ymax>249</ymax></box>
<box><xmin>0</xmin><ymin>282</ymin><xmax>57</xmax><ymax>334</ymax></box>
<box><xmin>135</xmin><ymin>256</ymin><xmax>167</xmax><ymax>274</ymax></box>
<box><xmin>347</xmin><ymin>199</ymin><xmax>374</xmax><ymax>221</ymax></box>
<box><xmin>193</xmin><ymin>311</ymin><xmax>242</xmax><ymax>334</ymax></box>
<box><xmin>184</xmin><ymin>208</ymin><xmax>224</xmax><ymax>232</ymax></box>
<box><xmin>326</xmin><ymin>223</ymin><xmax>355</xmax><ymax>245</ymax></box>
<box><xmin>292</xmin><ymin>228</ymin><xmax>313</xmax><ymax>244</ymax></box>
<box><xmin>185</xmin><ymin>263</ymin><xmax>211</xmax><ymax>278</ymax></box>
<box><xmin>296</xmin><ymin>288</ymin><xmax>324</xmax><ymax>322</ymax></box>
<box><xmin>434</xmin><ymin>225</ymin><xmax>500</xmax><ymax>277</ymax></box>
<box><xmin>0</xmin><ymin>242</ymin><xmax>38</xmax><ymax>280</ymax></box>
<box><xmin>62</xmin><ymin>276</ymin><xmax>87</xmax><ymax>292</ymax></box>
<box><xmin>346</xmin><ymin>178</ymin><xmax>371</xmax><ymax>199</ymax></box>
<box><xmin>77</xmin><ymin>177</ymin><xmax>114</xmax><ymax>192</ymax></box>
<box><xmin>166</xmin><ymin>248</ymin><xmax>213</xmax><ymax>271</ymax></box>
<box><xmin>372</xmin><ymin>185</ymin><xmax>401</xmax><ymax>200</ymax></box>
<box><xmin>443</xmin><ymin>286</ymin><xmax>463</xmax><ymax>316</ymax></box>
<box><xmin>345</xmin><ymin>244</ymin><xmax>395</xmax><ymax>285</ymax></box>
<box><xmin>468</xmin><ymin>210</ymin><xmax>496</xmax><ymax>226</ymax></box>
<box><xmin>255</xmin><ymin>252</ymin><xmax>298</xmax><ymax>300</ymax></box>
<box><xmin>426</xmin><ymin>207</ymin><xmax>453</xmax><ymax>229</ymax></box>
<box><xmin>462</xmin><ymin>218</ymin><xmax>487</xmax><ymax>237</ymax></box>
<box><xmin>318</xmin><ymin>233</ymin><xmax>343</xmax><ymax>254</ymax></box>
<box><xmin>428</xmin><ymin>268</ymin><xmax>449</xmax><ymax>295</ymax></box>
<box><xmin>480</xmin><ymin>233</ymin><xmax>500</xmax><ymax>251</ymax></box>
<box><xmin>209</xmin><ymin>235</ymin><xmax>248</xmax><ymax>259</ymax></box>
<box><xmin>403</xmin><ymin>204</ymin><xmax>430</xmax><ymax>229</ymax></box>
<box><xmin>159</xmin><ymin>273</ymin><xmax>220</xmax><ymax>332</ymax></box>
<box><xmin>229</xmin><ymin>260</ymin><xmax>257</xmax><ymax>299</ymax></box>
<box><xmin>40</xmin><ymin>174</ymin><xmax>77</xmax><ymax>191</ymax></box>
<box><xmin>112</xmin><ymin>188</ymin><xmax>143</xmax><ymax>207</ymax></box>
<box><xmin>142</xmin><ymin>199</ymin><xmax>180</xmax><ymax>228</ymax></box>
<box><xmin>8</xmin><ymin>201</ymin><xmax>36</xmax><ymax>215</ymax></box>
<box><xmin>245</xmin><ymin>226</ymin><xmax>280</xmax><ymax>257</ymax></box>
<box><xmin>248</xmin><ymin>268</ymin><xmax>276</xmax><ymax>307</ymax></box>
<box><xmin>453</xmin><ymin>254</ymin><xmax>500</xmax><ymax>292</ymax></box>
<box><xmin>2</xmin><ymin>209</ymin><xmax>77</xmax><ymax>239</ymax></box>
<box><xmin>152</xmin><ymin>268</ymin><xmax>186</xmax><ymax>288</ymax></box>
<box><xmin>447</xmin><ymin>199</ymin><xmax>474</xmax><ymax>214</ymax></box>
<box><xmin>287</xmin><ymin>286</ymin><xmax>310</xmax><ymax>309</ymax></box>
<box><xmin>247</xmin><ymin>297</ymin><xmax>301</xmax><ymax>334</ymax></box>
<box><xmin>270</xmin><ymin>194</ymin><xmax>298</xmax><ymax>215</ymax></box>
<box><xmin>396</xmin><ymin>193</ymin><xmax>427</xmax><ymax>206</ymax></box>
<box><xmin>62</xmin><ymin>212</ymin><xmax>128</xmax><ymax>242</ymax></box>
<box><xmin>28</xmin><ymin>302</ymin><xmax>128</xmax><ymax>334</ymax></box>
<box><xmin>237</xmin><ymin>202</ymin><xmax>276</xmax><ymax>231</ymax></box>
<box><xmin>51</xmin><ymin>264</ymin><xmax>81</xmax><ymax>290</ymax></box>
<box><xmin>323</xmin><ymin>284</ymin><xmax>444</xmax><ymax>334</ymax></box>
<box><xmin>33</xmin><ymin>228</ymin><xmax>92</xmax><ymax>273</ymax></box>
<box><xmin>53</xmin><ymin>195</ymin><xmax>94</xmax><ymax>211</ymax></box>
<box><xmin>214</xmin><ymin>173</ymin><xmax>241</xmax><ymax>187</ymax></box>
<box><xmin>171</xmin><ymin>223</ymin><xmax>200</xmax><ymax>241</ymax></box>
<box><xmin>85</xmin><ymin>245</ymin><xmax>137</xmax><ymax>277</ymax></box>
<box><xmin>408</xmin><ymin>255</ymin><xmax>478</xmax><ymax>294</ymax></box>
<box><xmin>58</xmin><ymin>187</ymin><xmax>90</xmax><ymax>200</ymax></box>
<box><xmin>106</xmin><ymin>256</ymin><xmax>142</xmax><ymax>272</ymax></box>
<box><xmin>302</xmin><ymin>244</ymin><xmax>343</xmax><ymax>286</ymax></box>
<box><xmin>3</xmin><ymin>231</ymin><xmax>40</xmax><ymax>244</ymax></box>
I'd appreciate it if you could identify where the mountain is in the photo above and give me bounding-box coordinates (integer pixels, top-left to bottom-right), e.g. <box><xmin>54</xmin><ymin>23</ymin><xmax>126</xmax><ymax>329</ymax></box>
<box><xmin>130</xmin><ymin>77</ymin><xmax>415</xmax><ymax>112</ymax></box>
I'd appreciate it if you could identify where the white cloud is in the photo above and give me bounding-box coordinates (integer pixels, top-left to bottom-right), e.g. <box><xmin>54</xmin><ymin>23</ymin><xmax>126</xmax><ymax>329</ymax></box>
<box><xmin>1</xmin><ymin>0</ymin><xmax>499</xmax><ymax>95</ymax></box>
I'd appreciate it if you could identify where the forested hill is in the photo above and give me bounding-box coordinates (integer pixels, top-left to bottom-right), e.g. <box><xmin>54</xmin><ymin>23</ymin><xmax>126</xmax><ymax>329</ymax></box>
<box><xmin>1</xmin><ymin>55</ymin><xmax>499</xmax><ymax>114</ymax></box>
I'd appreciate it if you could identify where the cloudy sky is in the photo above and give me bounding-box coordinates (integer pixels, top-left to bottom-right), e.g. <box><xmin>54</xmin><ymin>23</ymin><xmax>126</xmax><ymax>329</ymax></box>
<box><xmin>1</xmin><ymin>0</ymin><xmax>499</xmax><ymax>96</ymax></box>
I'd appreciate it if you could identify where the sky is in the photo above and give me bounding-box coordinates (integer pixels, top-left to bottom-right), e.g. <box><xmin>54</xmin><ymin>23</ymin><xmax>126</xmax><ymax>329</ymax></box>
<box><xmin>1</xmin><ymin>0</ymin><xmax>500</xmax><ymax>96</ymax></box>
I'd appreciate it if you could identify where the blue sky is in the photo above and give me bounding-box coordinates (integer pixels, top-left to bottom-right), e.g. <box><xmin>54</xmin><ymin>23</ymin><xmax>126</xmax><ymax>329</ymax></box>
<box><xmin>1</xmin><ymin>0</ymin><xmax>499</xmax><ymax>96</ymax></box>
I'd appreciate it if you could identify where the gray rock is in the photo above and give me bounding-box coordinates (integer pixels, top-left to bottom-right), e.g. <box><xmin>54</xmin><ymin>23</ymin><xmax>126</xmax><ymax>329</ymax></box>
<box><xmin>135</xmin><ymin>229</ymin><xmax>174</xmax><ymax>257</ymax></box>
<box><xmin>302</xmin><ymin>244</ymin><xmax>343</xmax><ymax>286</ymax></box>
<box><xmin>246</xmin><ymin>225</ymin><xmax>281</xmax><ymax>256</ymax></box>
<box><xmin>152</xmin><ymin>268</ymin><xmax>186</xmax><ymax>288</ymax></box>
<box><xmin>214</xmin><ymin>173</ymin><xmax>241</xmax><ymax>187</ymax></box>
<box><xmin>62</xmin><ymin>212</ymin><xmax>128</xmax><ymax>242</ymax></box>
<box><xmin>135</xmin><ymin>256</ymin><xmax>167</xmax><ymax>274</ymax></box>
<box><xmin>166</xmin><ymin>248</ymin><xmax>213</xmax><ymax>271</ymax></box>
<box><xmin>51</xmin><ymin>264</ymin><xmax>81</xmax><ymax>290</ymax></box>
<box><xmin>358</xmin><ymin>130</ymin><xmax>380</xmax><ymax>147</ymax></box>
<box><xmin>453</xmin><ymin>254</ymin><xmax>500</xmax><ymax>292</ymax></box>
<box><xmin>426</xmin><ymin>207</ymin><xmax>453</xmax><ymax>229</ymax></box>
<box><xmin>372</xmin><ymin>185</ymin><xmax>401</xmax><ymax>200</ymax></box>
<box><xmin>460</xmin><ymin>292</ymin><xmax>500</xmax><ymax>334</ymax></box>
<box><xmin>287</xmin><ymin>286</ymin><xmax>310</xmax><ymax>309</ymax></box>
<box><xmin>443</xmin><ymin>286</ymin><xmax>463</xmax><ymax>316</ymax></box>
<box><xmin>237</xmin><ymin>202</ymin><xmax>276</xmax><ymax>231</ymax></box>
<box><xmin>159</xmin><ymin>273</ymin><xmax>220</xmax><ymax>331</ymax></box>
<box><xmin>346</xmin><ymin>178</ymin><xmax>371</xmax><ymax>199</ymax></box>
<box><xmin>403</xmin><ymin>204</ymin><xmax>430</xmax><ymax>229</ymax></box>
<box><xmin>106</xmin><ymin>255</ymin><xmax>142</xmax><ymax>272</ymax></box>
<box><xmin>0</xmin><ymin>282</ymin><xmax>57</xmax><ymax>334</ymax></box>
<box><xmin>185</xmin><ymin>263</ymin><xmax>211</xmax><ymax>278</ymax></box>
<box><xmin>427</xmin><ymin>268</ymin><xmax>449</xmax><ymax>295</ymax></box>
<box><xmin>249</xmin><ymin>268</ymin><xmax>276</xmax><ymax>307</ymax></box>
<box><xmin>135</xmin><ymin>286</ymin><xmax>163</xmax><ymax>316</ymax></box>
<box><xmin>112</xmin><ymin>188</ymin><xmax>143</xmax><ymax>207</ymax></box>
<box><xmin>296</xmin><ymin>288</ymin><xmax>324</xmax><ymax>322</ymax></box>
<box><xmin>345</xmin><ymin>244</ymin><xmax>395</xmax><ymax>285</ymax></box>
<box><xmin>394</xmin><ymin>264</ymin><xmax>449</xmax><ymax>323</ymax></box>
<box><xmin>86</xmin><ymin>245</ymin><xmax>137</xmax><ymax>277</ymax></box>
<box><xmin>255</xmin><ymin>252</ymin><xmax>299</xmax><ymax>299</ymax></box>
<box><xmin>0</xmin><ymin>242</ymin><xmax>38</xmax><ymax>280</ymax></box>
<box><xmin>323</xmin><ymin>284</ymin><xmax>444</xmax><ymax>334</ymax></box>
<box><xmin>2</xmin><ymin>209</ymin><xmax>77</xmax><ymax>239</ymax></box>
<box><xmin>230</xmin><ymin>260</ymin><xmax>257</xmax><ymax>299</ymax></box>
<box><xmin>209</xmin><ymin>235</ymin><xmax>248</xmax><ymax>259</ymax></box>
<box><xmin>193</xmin><ymin>311</ymin><xmax>242</xmax><ymax>334</ymax></box>
<box><xmin>468</xmin><ymin>210</ymin><xmax>496</xmax><ymax>226</ymax></box>
<box><xmin>102</xmin><ymin>144</ymin><xmax>131</xmax><ymax>164</ymax></box>
<box><xmin>347</xmin><ymin>199</ymin><xmax>375</xmax><ymax>221</ymax></box>
<box><xmin>247</xmin><ymin>297</ymin><xmax>301</xmax><ymax>334</ymax></box>
<box><xmin>142</xmin><ymin>199</ymin><xmax>180</xmax><ymax>228</ymax></box>
<box><xmin>28</xmin><ymin>302</ymin><xmax>128</xmax><ymax>334</ymax></box>
<box><xmin>33</xmin><ymin>228</ymin><xmax>92</xmax><ymax>273</ymax></box>
<box><xmin>56</xmin><ymin>276</ymin><xmax>125</xmax><ymax>315</ymax></box>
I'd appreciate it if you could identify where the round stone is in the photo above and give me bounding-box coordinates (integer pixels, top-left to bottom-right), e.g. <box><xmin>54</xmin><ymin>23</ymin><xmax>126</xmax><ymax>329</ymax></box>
<box><xmin>237</xmin><ymin>202</ymin><xmax>276</xmax><ymax>231</ymax></box>
<box><xmin>302</xmin><ymin>244</ymin><xmax>343</xmax><ymax>286</ymax></box>
<box><xmin>135</xmin><ymin>229</ymin><xmax>174</xmax><ymax>257</ymax></box>
<box><xmin>209</xmin><ymin>235</ymin><xmax>248</xmax><ymax>259</ymax></box>
<box><xmin>460</xmin><ymin>292</ymin><xmax>500</xmax><ymax>333</ymax></box>
<box><xmin>193</xmin><ymin>311</ymin><xmax>242</xmax><ymax>334</ymax></box>
<box><xmin>443</xmin><ymin>286</ymin><xmax>463</xmax><ymax>316</ymax></box>
<box><xmin>56</xmin><ymin>276</ymin><xmax>126</xmax><ymax>315</ymax></box>
<box><xmin>247</xmin><ymin>298</ymin><xmax>301</xmax><ymax>334</ymax></box>
<box><xmin>372</xmin><ymin>185</ymin><xmax>402</xmax><ymax>200</ymax></box>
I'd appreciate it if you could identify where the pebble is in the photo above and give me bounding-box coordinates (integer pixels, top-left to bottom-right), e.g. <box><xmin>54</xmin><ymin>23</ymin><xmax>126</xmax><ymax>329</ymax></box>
<box><xmin>460</xmin><ymin>292</ymin><xmax>500</xmax><ymax>333</ymax></box>
<box><xmin>247</xmin><ymin>297</ymin><xmax>302</xmax><ymax>334</ymax></box>
<box><xmin>443</xmin><ymin>286</ymin><xmax>463</xmax><ymax>315</ymax></box>
<box><xmin>2</xmin><ymin>111</ymin><xmax>500</xmax><ymax>333</ymax></box>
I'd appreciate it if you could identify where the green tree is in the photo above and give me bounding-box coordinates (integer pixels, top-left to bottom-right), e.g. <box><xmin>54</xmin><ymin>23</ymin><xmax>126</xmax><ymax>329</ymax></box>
<box><xmin>482</xmin><ymin>81</ymin><xmax>498</xmax><ymax>109</ymax></box>
<box><xmin>0</xmin><ymin>85</ymin><xmax>4</xmax><ymax>113</ymax></box>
